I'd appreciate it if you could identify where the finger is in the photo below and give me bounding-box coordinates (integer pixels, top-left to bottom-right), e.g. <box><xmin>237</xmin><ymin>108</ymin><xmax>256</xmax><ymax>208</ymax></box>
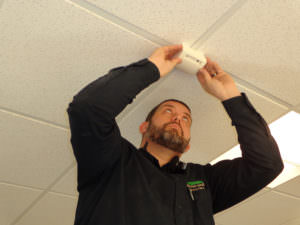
<box><xmin>165</xmin><ymin>44</ymin><xmax>183</xmax><ymax>55</ymax></box>
<box><xmin>205</xmin><ymin>57</ymin><xmax>215</xmax><ymax>75</ymax></box>
<box><xmin>205</xmin><ymin>57</ymin><xmax>213</xmax><ymax>70</ymax></box>
<box><xmin>206</xmin><ymin>57</ymin><xmax>220</xmax><ymax>76</ymax></box>
<box><xmin>213</xmin><ymin>61</ymin><xmax>223</xmax><ymax>74</ymax></box>
<box><xmin>207</xmin><ymin>57</ymin><xmax>223</xmax><ymax>74</ymax></box>
<box><xmin>165</xmin><ymin>44</ymin><xmax>183</xmax><ymax>50</ymax></box>
<box><xmin>197</xmin><ymin>68</ymin><xmax>211</xmax><ymax>83</ymax></box>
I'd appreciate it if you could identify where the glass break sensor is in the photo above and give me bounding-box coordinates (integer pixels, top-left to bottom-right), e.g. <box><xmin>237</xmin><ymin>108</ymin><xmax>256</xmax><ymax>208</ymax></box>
<box><xmin>175</xmin><ymin>42</ymin><xmax>207</xmax><ymax>75</ymax></box>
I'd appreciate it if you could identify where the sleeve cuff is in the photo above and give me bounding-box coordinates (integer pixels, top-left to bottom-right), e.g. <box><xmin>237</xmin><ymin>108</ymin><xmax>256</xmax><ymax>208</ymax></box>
<box><xmin>126</xmin><ymin>58</ymin><xmax>160</xmax><ymax>81</ymax></box>
<box><xmin>221</xmin><ymin>92</ymin><xmax>261</xmax><ymax>122</ymax></box>
<box><xmin>145</xmin><ymin>58</ymin><xmax>161</xmax><ymax>78</ymax></box>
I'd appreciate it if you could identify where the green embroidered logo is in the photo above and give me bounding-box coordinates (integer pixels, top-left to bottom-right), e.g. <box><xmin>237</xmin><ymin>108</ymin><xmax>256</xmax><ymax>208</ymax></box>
<box><xmin>187</xmin><ymin>180</ymin><xmax>204</xmax><ymax>186</ymax></box>
<box><xmin>186</xmin><ymin>180</ymin><xmax>205</xmax><ymax>200</ymax></box>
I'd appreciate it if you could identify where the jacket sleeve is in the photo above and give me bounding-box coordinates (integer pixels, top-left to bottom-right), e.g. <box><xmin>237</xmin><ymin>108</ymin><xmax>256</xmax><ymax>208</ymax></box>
<box><xmin>203</xmin><ymin>92</ymin><xmax>284</xmax><ymax>214</ymax></box>
<box><xmin>66</xmin><ymin>58</ymin><xmax>160</xmax><ymax>191</ymax></box>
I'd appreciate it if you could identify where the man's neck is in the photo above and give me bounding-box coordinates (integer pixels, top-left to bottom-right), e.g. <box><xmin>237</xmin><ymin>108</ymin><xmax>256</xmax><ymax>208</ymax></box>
<box><xmin>140</xmin><ymin>140</ymin><xmax>181</xmax><ymax>167</ymax></box>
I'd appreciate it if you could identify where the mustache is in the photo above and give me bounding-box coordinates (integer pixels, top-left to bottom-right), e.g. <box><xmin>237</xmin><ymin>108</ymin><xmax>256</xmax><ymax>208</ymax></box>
<box><xmin>165</xmin><ymin>122</ymin><xmax>182</xmax><ymax>134</ymax></box>
<box><xmin>165</xmin><ymin>122</ymin><xmax>181</xmax><ymax>128</ymax></box>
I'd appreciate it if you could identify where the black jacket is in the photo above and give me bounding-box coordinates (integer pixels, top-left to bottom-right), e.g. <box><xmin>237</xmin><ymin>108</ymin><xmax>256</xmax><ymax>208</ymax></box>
<box><xmin>66</xmin><ymin>58</ymin><xmax>284</xmax><ymax>225</ymax></box>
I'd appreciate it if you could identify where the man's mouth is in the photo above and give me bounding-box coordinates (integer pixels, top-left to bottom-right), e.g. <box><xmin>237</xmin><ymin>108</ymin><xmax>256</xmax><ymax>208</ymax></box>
<box><xmin>167</xmin><ymin>123</ymin><xmax>180</xmax><ymax>129</ymax></box>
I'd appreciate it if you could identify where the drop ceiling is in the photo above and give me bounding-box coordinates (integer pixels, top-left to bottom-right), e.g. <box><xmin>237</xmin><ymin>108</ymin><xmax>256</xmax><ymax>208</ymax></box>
<box><xmin>0</xmin><ymin>0</ymin><xmax>299</xmax><ymax>225</ymax></box>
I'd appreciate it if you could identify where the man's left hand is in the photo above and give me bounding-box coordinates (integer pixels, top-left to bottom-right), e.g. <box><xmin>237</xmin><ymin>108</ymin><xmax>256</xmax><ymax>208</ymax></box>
<box><xmin>197</xmin><ymin>57</ymin><xmax>241</xmax><ymax>101</ymax></box>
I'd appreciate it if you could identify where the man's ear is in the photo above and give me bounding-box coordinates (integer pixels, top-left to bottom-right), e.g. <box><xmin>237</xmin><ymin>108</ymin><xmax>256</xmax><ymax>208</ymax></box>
<box><xmin>139</xmin><ymin>121</ymin><xmax>149</xmax><ymax>135</ymax></box>
<box><xmin>184</xmin><ymin>143</ymin><xmax>190</xmax><ymax>153</ymax></box>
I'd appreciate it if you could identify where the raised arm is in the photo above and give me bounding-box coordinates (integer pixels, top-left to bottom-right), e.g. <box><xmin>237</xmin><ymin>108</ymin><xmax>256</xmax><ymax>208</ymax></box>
<box><xmin>66</xmin><ymin>44</ymin><xmax>183</xmax><ymax>191</ymax></box>
<box><xmin>204</xmin><ymin>93</ymin><xmax>284</xmax><ymax>214</ymax></box>
<box><xmin>66</xmin><ymin>58</ymin><xmax>160</xmax><ymax>191</ymax></box>
<box><xmin>196</xmin><ymin>57</ymin><xmax>284</xmax><ymax>213</ymax></box>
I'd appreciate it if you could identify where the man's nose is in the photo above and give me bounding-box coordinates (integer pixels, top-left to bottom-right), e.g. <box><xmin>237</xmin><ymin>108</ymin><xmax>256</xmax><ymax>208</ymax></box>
<box><xmin>171</xmin><ymin>115</ymin><xmax>181</xmax><ymax>124</ymax></box>
<box><xmin>170</xmin><ymin>116</ymin><xmax>182</xmax><ymax>133</ymax></box>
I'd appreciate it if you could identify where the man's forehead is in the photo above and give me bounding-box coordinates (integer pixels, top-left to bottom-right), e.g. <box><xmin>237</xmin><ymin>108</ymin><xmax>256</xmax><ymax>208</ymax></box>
<box><xmin>160</xmin><ymin>101</ymin><xmax>191</xmax><ymax>115</ymax></box>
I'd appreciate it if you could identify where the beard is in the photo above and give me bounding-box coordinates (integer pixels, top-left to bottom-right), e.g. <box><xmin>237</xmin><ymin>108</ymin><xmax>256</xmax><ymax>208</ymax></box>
<box><xmin>144</xmin><ymin>120</ymin><xmax>190</xmax><ymax>153</ymax></box>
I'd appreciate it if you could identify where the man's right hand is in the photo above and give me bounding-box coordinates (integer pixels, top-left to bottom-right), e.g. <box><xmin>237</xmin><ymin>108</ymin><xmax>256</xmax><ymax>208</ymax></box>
<box><xmin>148</xmin><ymin>44</ymin><xmax>183</xmax><ymax>78</ymax></box>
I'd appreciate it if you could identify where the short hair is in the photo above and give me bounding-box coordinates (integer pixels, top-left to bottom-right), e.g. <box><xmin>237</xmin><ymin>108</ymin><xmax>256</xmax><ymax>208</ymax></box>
<box><xmin>145</xmin><ymin>99</ymin><xmax>192</xmax><ymax>124</ymax></box>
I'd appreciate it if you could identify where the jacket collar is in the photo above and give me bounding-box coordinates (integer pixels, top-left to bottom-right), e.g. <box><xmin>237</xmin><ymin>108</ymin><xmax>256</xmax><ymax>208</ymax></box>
<box><xmin>139</xmin><ymin>142</ymin><xmax>187</xmax><ymax>174</ymax></box>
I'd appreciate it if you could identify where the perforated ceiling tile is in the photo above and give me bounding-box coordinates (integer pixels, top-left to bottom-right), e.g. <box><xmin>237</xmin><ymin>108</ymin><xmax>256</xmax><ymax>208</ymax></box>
<box><xmin>0</xmin><ymin>109</ymin><xmax>74</xmax><ymax>189</ymax></box>
<box><xmin>281</xmin><ymin>217</ymin><xmax>300</xmax><ymax>225</ymax></box>
<box><xmin>51</xmin><ymin>166</ymin><xmax>78</xmax><ymax>197</ymax></box>
<box><xmin>0</xmin><ymin>0</ymin><xmax>159</xmax><ymax>127</ymax></box>
<box><xmin>15</xmin><ymin>192</ymin><xmax>77</xmax><ymax>225</ymax></box>
<box><xmin>214</xmin><ymin>190</ymin><xmax>300</xmax><ymax>225</ymax></box>
<box><xmin>86</xmin><ymin>0</ymin><xmax>238</xmax><ymax>44</ymax></box>
<box><xmin>294</xmin><ymin>105</ymin><xmax>300</xmax><ymax>114</ymax></box>
<box><xmin>198</xmin><ymin>0</ymin><xmax>300</xmax><ymax>105</ymax></box>
<box><xmin>0</xmin><ymin>183</ymin><xmax>42</xmax><ymax>225</ymax></box>
<box><xmin>275</xmin><ymin>175</ymin><xmax>300</xmax><ymax>198</ymax></box>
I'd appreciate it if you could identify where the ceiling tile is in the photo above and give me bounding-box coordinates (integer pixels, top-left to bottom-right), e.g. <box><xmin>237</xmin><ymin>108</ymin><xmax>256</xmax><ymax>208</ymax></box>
<box><xmin>51</xmin><ymin>166</ymin><xmax>78</xmax><ymax>197</ymax></box>
<box><xmin>281</xmin><ymin>217</ymin><xmax>300</xmax><ymax>225</ymax></box>
<box><xmin>198</xmin><ymin>0</ymin><xmax>300</xmax><ymax>105</ymax></box>
<box><xmin>275</xmin><ymin>175</ymin><xmax>300</xmax><ymax>198</ymax></box>
<box><xmin>0</xmin><ymin>183</ymin><xmax>42</xmax><ymax>225</ymax></box>
<box><xmin>0</xmin><ymin>0</ymin><xmax>160</xmax><ymax>127</ymax></box>
<box><xmin>119</xmin><ymin>70</ymin><xmax>288</xmax><ymax>164</ymax></box>
<box><xmin>0</xmin><ymin>109</ymin><xmax>74</xmax><ymax>189</ymax></box>
<box><xmin>214</xmin><ymin>190</ymin><xmax>300</xmax><ymax>225</ymax></box>
<box><xmin>294</xmin><ymin>105</ymin><xmax>300</xmax><ymax>114</ymax></box>
<box><xmin>87</xmin><ymin>0</ymin><xmax>238</xmax><ymax>44</ymax></box>
<box><xmin>15</xmin><ymin>192</ymin><xmax>77</xmax><ymax>225</ymax></box>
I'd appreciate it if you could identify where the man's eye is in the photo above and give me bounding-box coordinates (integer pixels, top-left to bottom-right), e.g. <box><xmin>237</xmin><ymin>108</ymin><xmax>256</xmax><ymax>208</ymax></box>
<box><xmin>183</xmin><ymin>117</ymin><xmax>188</xmax><ymax>121</ymax></box>
<box><xmin>166</xmin><ymin>109</ymin><xmax>172</xmax><ymax>113</ymax></box>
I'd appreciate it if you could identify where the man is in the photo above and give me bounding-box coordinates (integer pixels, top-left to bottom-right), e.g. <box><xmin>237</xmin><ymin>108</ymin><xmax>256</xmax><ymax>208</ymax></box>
<box><xmin>67</xmin><ymin>44</ymin><xmax>284</xmax><ymax>225</ymax></box>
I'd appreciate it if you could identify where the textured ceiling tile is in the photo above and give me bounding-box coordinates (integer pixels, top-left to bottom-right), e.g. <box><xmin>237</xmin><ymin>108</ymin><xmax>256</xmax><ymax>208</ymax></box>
<box><xmin>198</xmin><ymin>0</ymin><xmax>300</xmax><ymax>105</ymax></box>
<box><xmin>214</xmin><ymin>190</ymin><xmax>300</xmax><ymax>225</ymax></box>
<box><xmin>87</xmin><ymin>0</ymin><xmax>238</xmax><ymax>44</ymax></box>
<box><xmin>275</xmin><ymin>175</ymin><xmax>300</xmax><ymax>198</ymax></box>
<box><xmin>0</xmin><ymin>183</ymin><xmax>42</xmax><ymax>225</ymax></box>
<box><xmin>119</xmin><ymin>70</ymin><xmax>288</xmax><ymax>165</ymax></box>
<box><xmin>294</xmin><ymin>105</ymin><xmax>300</xmax><ymax>114</ymax></box>
<box><xmin>51</xmin><ymin>166</ymin><xmax>78</xmax><ymax>197</ymax></box>
<box><xmin>281</xmin><ymin>217</ymin><xmax>300</xmax><ymax>225</ymax></box>
<box><xmin>0</xmin><ymin>0</ymin><xmax>160</xmax><ymax>127</ymax></box>
<box><xmin>0</xmin><ymin>110</ymin><xmax>74</xmax><ymax>189</ymax></box>
<box><xmin>15</xmin><ymin>192</ymin><xmax>77</xmax><ymax>225</ymax></box>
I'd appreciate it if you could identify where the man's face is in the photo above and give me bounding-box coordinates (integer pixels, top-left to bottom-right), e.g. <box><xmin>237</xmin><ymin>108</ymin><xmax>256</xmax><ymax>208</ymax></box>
<box><xmin>144</xmin><ymin>101</ymin><xmax>191</xmax><ymax>153</ymax></box>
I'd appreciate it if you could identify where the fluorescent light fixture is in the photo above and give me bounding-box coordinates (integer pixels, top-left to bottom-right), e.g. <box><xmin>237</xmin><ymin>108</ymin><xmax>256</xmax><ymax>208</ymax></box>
<box><xmin>209</xmin><ymin>111</ymin><xmax>300</xmax><ymax>188</ymax></box>
<box><xmin>268</xmin><ymin>111</ymin><xmax>300</xmax><ymax>165</ymax></box>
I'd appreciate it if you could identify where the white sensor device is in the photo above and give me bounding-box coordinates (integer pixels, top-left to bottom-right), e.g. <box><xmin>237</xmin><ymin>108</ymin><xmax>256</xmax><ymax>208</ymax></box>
<box><xmin>175</xmin><ymin>42</ymin><xmax>207</xmax><ymax>75</ymax></box>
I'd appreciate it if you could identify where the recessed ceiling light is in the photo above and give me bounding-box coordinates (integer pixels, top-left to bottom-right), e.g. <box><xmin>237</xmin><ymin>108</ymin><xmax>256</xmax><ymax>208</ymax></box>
<box><xmin>268</xmin><ymin>111</ymin><xmax>300</xmax><ymax>166</ymax></box>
